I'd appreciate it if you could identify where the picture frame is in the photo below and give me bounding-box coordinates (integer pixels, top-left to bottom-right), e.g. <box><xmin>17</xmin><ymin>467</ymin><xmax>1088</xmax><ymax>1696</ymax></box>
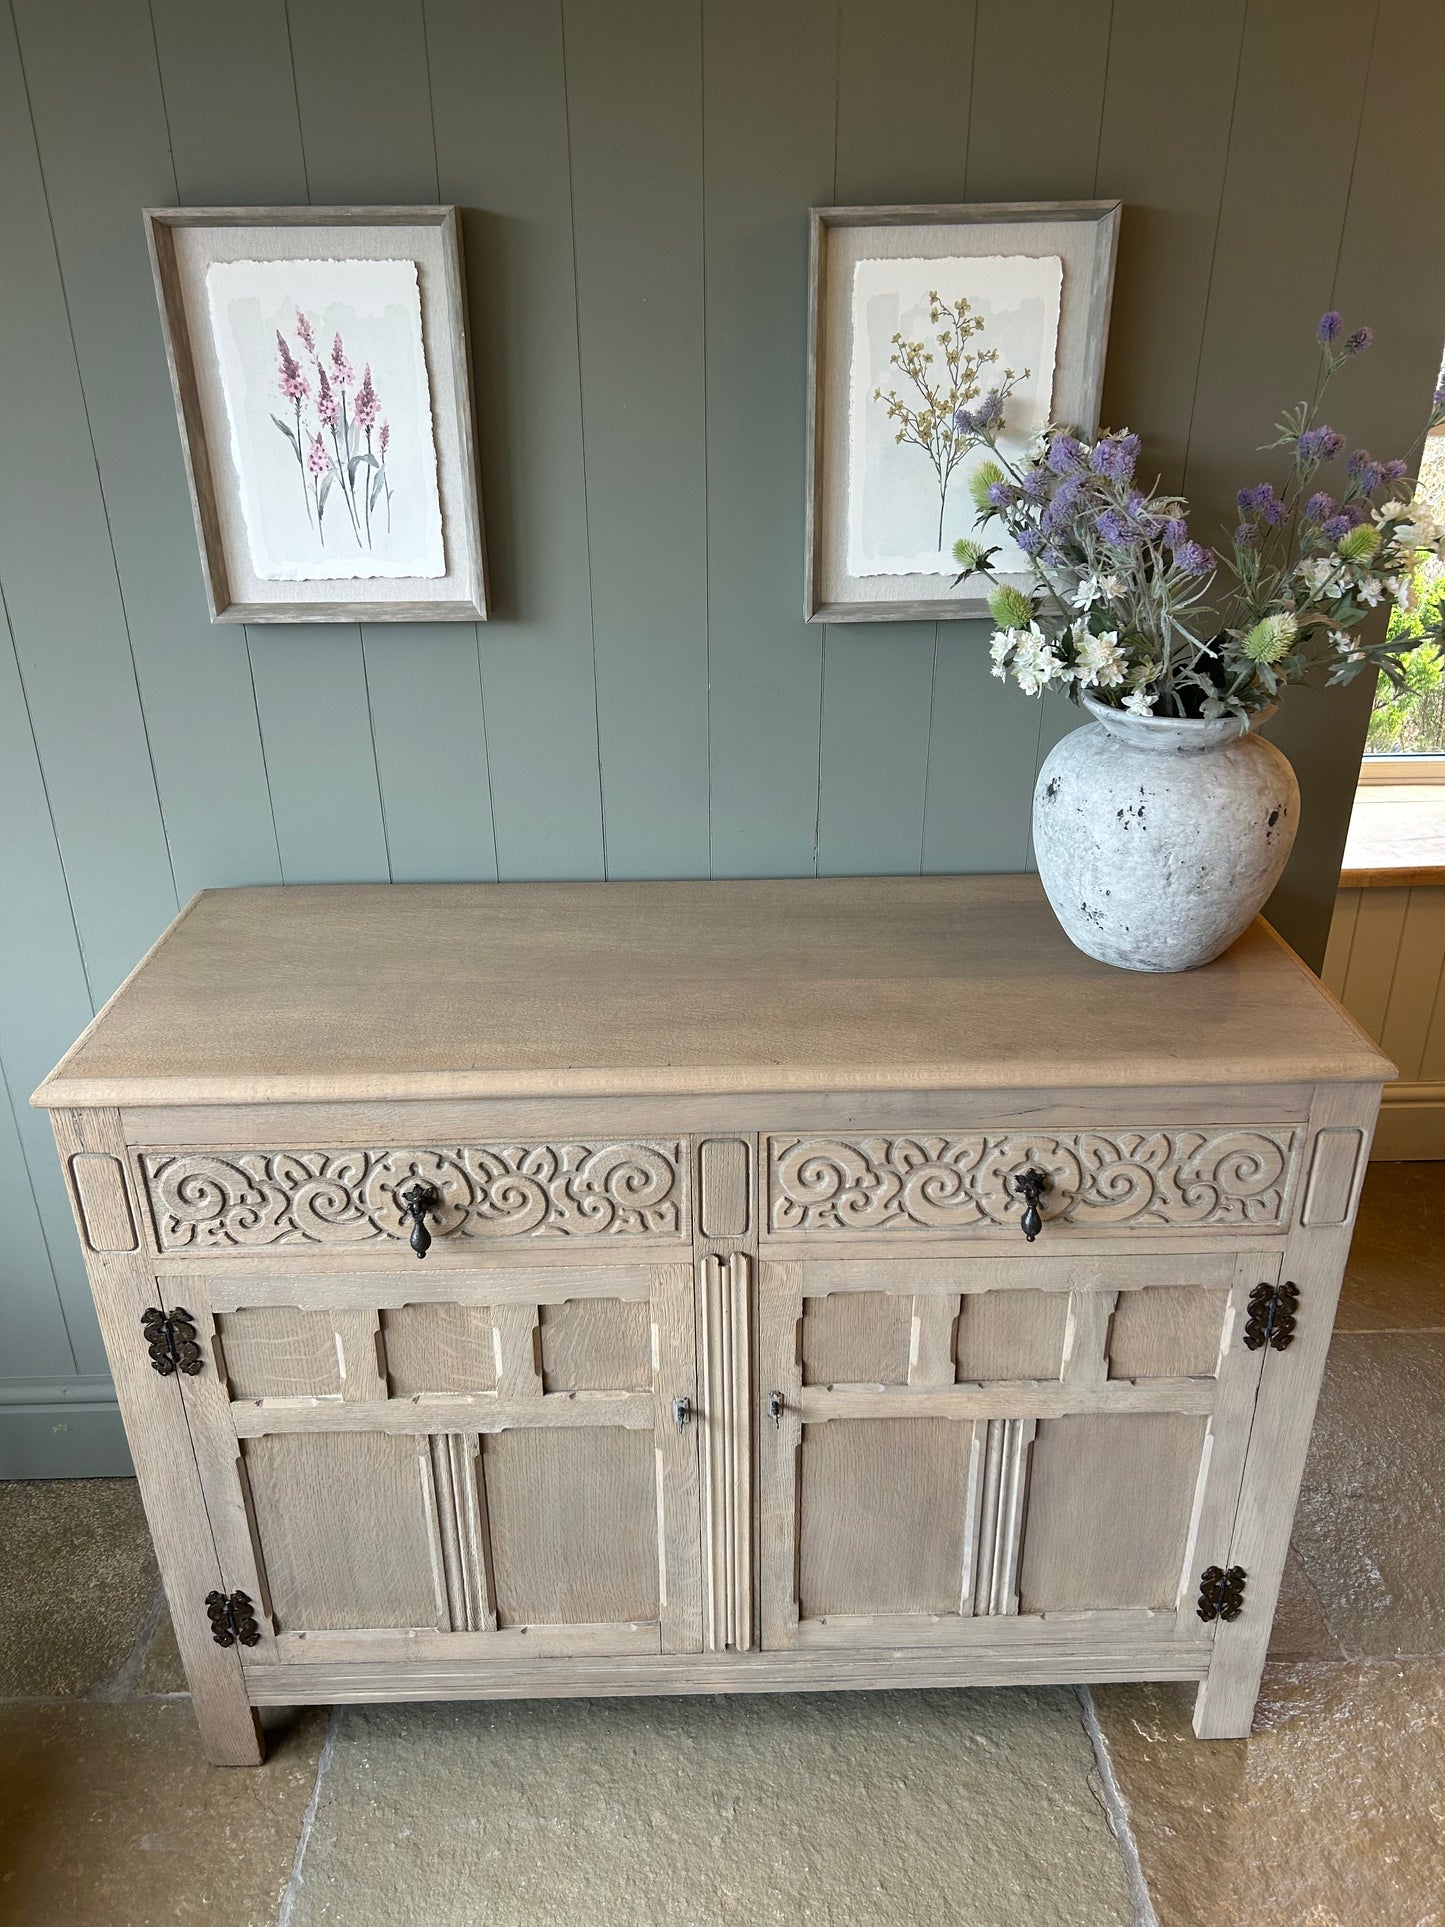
<box><xmin>145</xmin><ymin>205</ymin><xmax>488</xmax><ymax>623</ymax></box>
<box><xmin>804</xmin><ymin>200</ymin><xmax>1121</xmax><ymax>623</ymax></box>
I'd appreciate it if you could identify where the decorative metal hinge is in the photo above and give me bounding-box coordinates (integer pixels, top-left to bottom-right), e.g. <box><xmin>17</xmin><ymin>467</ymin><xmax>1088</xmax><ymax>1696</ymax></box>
<box><xmin>1196</xmin><ymin>1564</ymin><xmax>1247</xmax><ymax>1623</ymax></box>
<box><xmin>1243</xmin><ymin>1280</ymin><xmax>1299</xmax><ymax>1352</ymax></box>
<box><xmin>205</xmin><ymin>1589</ymin><xmax>261</xmax><ymax>1648</ymax></box>
<box><xmin>141</xmin><ymin>1306</ymin><xmax>203</xmax><ymax>1376</ymax></box>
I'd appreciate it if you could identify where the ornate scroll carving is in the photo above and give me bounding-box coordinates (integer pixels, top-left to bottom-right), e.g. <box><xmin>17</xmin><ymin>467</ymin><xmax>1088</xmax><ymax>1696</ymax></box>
<box><xmin>766</xmin><ymin>1129</ymin><xmax>1300</xmax><ymax>1236</ymax></box>
<box><xmin>140</xmin><ymin>1142</ymin><xmax>687</xmax><ymax>1252</ymax></box>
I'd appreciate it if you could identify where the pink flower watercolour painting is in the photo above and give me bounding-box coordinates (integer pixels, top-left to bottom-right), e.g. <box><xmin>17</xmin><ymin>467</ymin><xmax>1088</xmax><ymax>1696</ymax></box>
<box><xmin>205</xmin><ymin>258</ymin><xmax>445</xmax><ymax>582</ymax></box>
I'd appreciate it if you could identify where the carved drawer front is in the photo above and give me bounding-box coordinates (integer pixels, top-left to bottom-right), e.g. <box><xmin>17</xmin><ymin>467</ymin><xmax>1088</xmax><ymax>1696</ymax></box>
<box><xmin>135</xmin><ymin>1140</ymin><xmax>690</xmax><ymax>1256</ymax></box>
<box><xmin>758</xmin><ymin>1248</ymin><xmax>1275</xmax><ymax>1656</ymax></box>
<box><xmin>764</xmin><ymin>1126</ymin><xmax>1302</xmax><ymax>1241</ymax></box>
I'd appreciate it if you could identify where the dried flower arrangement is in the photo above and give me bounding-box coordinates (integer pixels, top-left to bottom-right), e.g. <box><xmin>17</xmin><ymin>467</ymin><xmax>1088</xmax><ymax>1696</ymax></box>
<box><xmin>949</xmin><ymin>314</ymin><xmax>1445</xmax><ymax>719</ymax></box>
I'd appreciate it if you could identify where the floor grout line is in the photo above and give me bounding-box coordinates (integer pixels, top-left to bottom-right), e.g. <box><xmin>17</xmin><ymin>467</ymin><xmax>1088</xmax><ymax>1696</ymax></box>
<box><xmin>276</xmin><ymin>1703</ymin><xmax>342</xmax><ymax>1927</ymax></box>
<box><xmin>1078</xmin><ymin>1685</ymin><xmax>1159</xmax><ymax>1927</ymax></box>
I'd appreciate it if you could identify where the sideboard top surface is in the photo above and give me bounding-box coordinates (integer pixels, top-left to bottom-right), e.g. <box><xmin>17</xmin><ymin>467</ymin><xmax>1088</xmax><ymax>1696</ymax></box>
<box><xmin>33</xmin><ymin>876</ymin><xmax>1392</xmax><ymax>1109</ymax></box>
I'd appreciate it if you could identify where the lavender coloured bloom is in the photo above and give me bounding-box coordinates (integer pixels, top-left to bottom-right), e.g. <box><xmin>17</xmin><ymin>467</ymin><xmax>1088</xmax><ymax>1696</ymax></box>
<box><xmin>1088</xmin><ymin>432</ymin><xmax>1139</xmax><ymax>482</ymax></box>
<box><xmin>1304</xmin><ymin>492</ymin><xmax>1336</xmax><ymax>523</ymax></box>
<box><xmin>1022</xmin><ymin>467</ymin><xmax>1052</xmax><ymax>501</ymax></box>
<box><xmin>1296</xmin><ymin>427</ymin><xmax>1331</xmax><ymax>463</ymax></box>
<box><xmin>1319</xmin><ymin>428</ymin><xmax>1345</xmax><ymax>460</ymax></box>
<box><xmin>1095</xmin><ymin>507</ymin><xmax>1135</xmax><ymax>549</ymax></box>
<box><xmin>1435</xmin><ymin>379</ymin><xmax>1445</xmax><ymax>413</ymax></box>
<box><xmin>1016</xmin><ymin>525</ymin><xmax>1045</xmax><ymax>555</ymax></box>
<box><xmin>1173</xmin><ymin>540</ymin><xmax>1213</xmax><ymax>577</ymax></box>
<box><xmin>1383</xmin><ymin>458</ymin><xmax>1409</xmax><ymax>485</ymax></box>
<box><xmin>986</xmin><ymin>479</ymin><xmax>1015</xmax><ymax>508</ymax></box>
<box><xmin>1046</xmin><ymin>433</ymin><xmax>1087</xmax><ymax>475</ymax></box>
<box><xmin>1040</xmin><ymin>476</ymin><xmax>1083</xmax><ymax>536</ymax></box>
<box><xmin>1041</xmin><ymin>543</ymin><xmax>1070</xmax><ymax>570</ymax></box>
<box><xmin>1233</xmin><ymin>521</ymin><xmax>1260</xmax><ymax>549</ymax></box>
<box><xmin>1345</xmin><ymin>326</ymin><xmax>1374</xmax><ymax>355</ymax></box>
<box><xmin>953</xmin><ymin>405</ymin><xmax>982</xmax><ymax>435</ymax></box>
<box><xmin>1163</xmin><ymin>518</ymin><xmax>1190</xmax><ymax>550</ymax></box>
<box><xmin>1317</xmin><ymin>310</ymin><xmax>1342</xmax><ymax>345</ymax></box>
<box><xmin>1321</xmin><ymin>515</ymin><xmax>1352</xmax><ymax>542</ymax></box>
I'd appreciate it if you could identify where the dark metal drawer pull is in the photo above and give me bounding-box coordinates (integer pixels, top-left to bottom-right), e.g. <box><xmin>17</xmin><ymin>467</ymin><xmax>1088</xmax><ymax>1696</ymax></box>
<box><xmin>1013</xmin><ymin>1168</ymin><xmax>1050</xmax><ymax>1242</ymax></box>
<box><xmin>399</xmin><ymin>1182</ymin><xmax>439</xmax><ymax>1260</ymax></box>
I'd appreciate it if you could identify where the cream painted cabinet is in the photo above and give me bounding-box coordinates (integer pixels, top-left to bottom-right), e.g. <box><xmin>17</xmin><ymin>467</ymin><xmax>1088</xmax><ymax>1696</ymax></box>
<box><xmin>33</xmin><ymin>878</ymin><xmax>1390</xmax><ymax>1763</ymax></box>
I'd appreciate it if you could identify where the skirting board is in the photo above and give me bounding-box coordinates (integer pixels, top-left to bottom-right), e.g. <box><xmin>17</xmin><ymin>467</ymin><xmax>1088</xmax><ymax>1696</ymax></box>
<box><xmin>0</xmin><ymin>1381</ymin><xmax>133</xmax><ymax>1478</ymax></box>
<box><xmin>1371</xmin><ymin>1082</ymin><xmax>1445</xmax><ymax>1161</ymax></box>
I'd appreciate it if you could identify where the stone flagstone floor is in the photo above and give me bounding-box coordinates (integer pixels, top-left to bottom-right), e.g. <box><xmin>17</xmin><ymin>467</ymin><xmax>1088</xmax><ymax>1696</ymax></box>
<box><xmin>1</xmin><ymin>1162</ymin><xmax>1441</xmax><ymax>1926</ymax></box>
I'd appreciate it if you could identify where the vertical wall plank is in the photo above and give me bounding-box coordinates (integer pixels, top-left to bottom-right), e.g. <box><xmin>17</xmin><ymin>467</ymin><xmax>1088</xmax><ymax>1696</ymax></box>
<box><xmin>703</xmin><ymin>0</ymin><xmax>837</xmax><ymax>876</ymax></box>
<box><xmin>1378</xmin><ymin>890</ymin><xmax>1445</xmax><ymax>1083</ymax></box>
<box><xmin>1094</xmin><ymin>1</ymin><xmax>1247</xmax><ymax>494</ymax></box>
<box><xmin>928</xmin><ymin>0</ymin><xmax>1114</xmax><ymax>872</ymax></box>
<box><xmin>290</xmin><ymin>0</ymin><xmax>496</xmax><ymax>884</ymax></box>
<box><xmin>150</xmin><ymin>0</ymin><xmax>307</xmax><ymax>202</ymax></box>
<box><xmin>1339</xmin><ymin>886</ymin><xmax>1411</xmax><ymax>1038</ymax></box>
<box><xmin>0</xmin><ymin>598</ymin><xmax>101</xmax><ymax>1369</ymax></box>
<box><xmin>0</xmin><ymin>8</ymin><xmax>179</xmax><ymax>1000</ymax></box>
<box><xmin>426</xmin><ymin>0</ymin><xmax>606</xmax><ymax>880</ymax></box>
<box><xmin>561</xmin><ymin>0</ymin><xmax>709</xmax><ymax>879</ymax></box>
<box><xmin>965</xmin><ymin>2</ymin><xmax>1113</xmax><ymax>202</ymax></box>
<box><xmin>13</xmin><ymin>0</ymin><xmax>282</xmax><ymax>906</ymax></box>
<box><xmin>1180</xmin><ymin>1</ymin><xmax>1376</xmax><ymax>966</ymax></box>
<box><xmin>818</xmin><ymin>0</ymin><xmax>977</xmax><ymax>875</ymax></box>
<box><xmin>0</xmin><ymin>1057</ymin><xmax>74</xmax><ymax>1379</ymax></box>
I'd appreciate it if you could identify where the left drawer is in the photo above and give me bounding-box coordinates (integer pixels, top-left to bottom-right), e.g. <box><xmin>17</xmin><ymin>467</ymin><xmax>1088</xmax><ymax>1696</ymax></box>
<box><xmin>132</xmin><ymin>1139</ymin><xmax>692</xmax><ymax>1258</ymax></box>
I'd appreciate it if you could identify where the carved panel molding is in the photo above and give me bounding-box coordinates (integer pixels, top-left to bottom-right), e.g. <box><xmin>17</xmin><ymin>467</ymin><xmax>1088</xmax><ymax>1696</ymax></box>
<box><xmin>139</xmin><ymin>1142</ymin><xmax>688</xmax><ymax>1253</ymax></box>
<box><xmin>766</xmin><ymin>1128</ymin><xmax>1301</xmax><ymax>1236</ymax></box>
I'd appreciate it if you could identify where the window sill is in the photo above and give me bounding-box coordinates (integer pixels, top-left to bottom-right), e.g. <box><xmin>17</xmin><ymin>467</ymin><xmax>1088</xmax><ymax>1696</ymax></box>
<box><xmin>1340</xmin><ymin>781</ymin><xmax>1445</xmax><ymax>888</ymax></box>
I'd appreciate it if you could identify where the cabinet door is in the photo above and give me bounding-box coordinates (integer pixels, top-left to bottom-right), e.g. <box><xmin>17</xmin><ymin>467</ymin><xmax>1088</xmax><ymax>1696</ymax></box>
<box><xmin>759</xmin><ymin>1251</ymin><xmax>1271</xmax><ymax>1656</ymax></box>
<box><xmin>172</xmin><ymin>1261</ymin><xmax>701</xmax><ymax>1665</ymax></box>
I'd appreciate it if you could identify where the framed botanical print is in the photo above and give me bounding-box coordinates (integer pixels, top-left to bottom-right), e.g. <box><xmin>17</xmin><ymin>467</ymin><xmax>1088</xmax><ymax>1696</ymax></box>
<box><xmin>145</xmin><ymin>205</ymin><xmax>488</xmax><ymax>622</ymax></box>
<box><xmin>804</xmin><ymin>200</ymin><xmax>1120</xmax><ymax>623</ymax></box>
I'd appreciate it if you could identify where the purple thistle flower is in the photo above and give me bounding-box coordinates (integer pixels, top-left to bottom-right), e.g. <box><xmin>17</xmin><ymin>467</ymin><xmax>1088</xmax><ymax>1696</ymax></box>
<box><xmin>1173</xmin><ymin>540</ymin><xmax>1213</xmax><ymax>577</ymax></box>
<box><xmin>1046</xmin><ymin>433</ymin><xmax>1087</xmax><ymax>475</ymax></box>
<box><xmin>295</xmin><ymin>309</ymin><xmax>316</xmax><ymax>356</ymax></box>
<box><xmin>1317</xmin><ymin>310</ymin><xmax>1342</xmax><ymax>345</ymax></box>
<box><xmin>330</xmin><ymin>333</ymin><xmax>354</xmax><ymax>388</ymax></box>
<box><xmin>1016</xmin><ymin>525</ymin><xmax>1045</xmax><ymax>555</ymax></box>
<box><xmin>306</xmin><ymin>432</ymin><xmax>330</xmax><ymax>477</ymax></box>
<box><xmin>1095</xmin><ymin>507</ymin><xmax>1135</xmax><ymax>549</ymax></box>
<box><xmin>275</xmin><ymin>331</ymin><xmax>309</xmax><ymax>403</ymax></box>
<box><xmin>354</xmin><ymin>364</ymin><xmax>380</xmax><ymax>431</ymax></box>
<box><xmin>986</xmin><ymin>479</ymin><xmax>1016</xmax><ymax>508</ymax></box>
<box><xmin>1088</xmin><ymin>432</ymin><xmax>1140</xmax><ymax>482</ymax></box>
<box><xmin>1321</xmin><ymin>514</ymin><xmax>1352</xmax><ymax>542</ymax></box>
<box><xmin>1304</xmin><ymin>492</ymin><xmax>1336</xmax><ymax>523</ymax></box>
<box><xmin>1022</xmin><ymin>467</ymin><xmax>1052</xmax><ymax>501</ymax></box>
<box><xmin>1233</xmin><ymin>522</ymin><xmax>1260</xmax><ymax>549</ymax></box>
<box><xmin>1345</xmin><ymin>326</ymin><xmax>1374</xmax><ymax>355</ymax></box>
<box><xmin>1040</xmin><ymin>476</ymin><xmax>1083</xmax><ymax>536</ymax></box>
<box><xmin>1041</xmin><ymin>542</ymin><xmax>1070</xmax><ymax>570</ymax></box>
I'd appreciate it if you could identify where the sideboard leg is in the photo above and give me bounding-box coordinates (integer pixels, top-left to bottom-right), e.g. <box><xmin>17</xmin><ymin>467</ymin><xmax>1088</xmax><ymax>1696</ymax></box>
<box><xmin>1194</xmin><ymin>1086</ymin><xmax>1375</xmax><ymax>1743</ymax></box>
<box><xmin>49</xmin><ymin>1107</ymin><xmax>267</xmax><ymax>1768</ymax></box>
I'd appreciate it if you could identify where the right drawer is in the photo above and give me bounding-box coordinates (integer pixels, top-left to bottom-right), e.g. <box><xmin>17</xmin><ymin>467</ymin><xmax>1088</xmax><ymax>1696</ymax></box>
<box><xmin>761</xmin><ymin>1125</ymin><xmax>1303</xmax><ymax>1242</ymax></box>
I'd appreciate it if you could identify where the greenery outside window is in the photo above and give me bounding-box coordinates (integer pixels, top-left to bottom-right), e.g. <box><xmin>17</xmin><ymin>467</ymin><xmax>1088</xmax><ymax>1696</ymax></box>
<box><xmin>1364</xmin><ymin>418</ymin><xmax>1445</xmax><ymax>770</ymax></box>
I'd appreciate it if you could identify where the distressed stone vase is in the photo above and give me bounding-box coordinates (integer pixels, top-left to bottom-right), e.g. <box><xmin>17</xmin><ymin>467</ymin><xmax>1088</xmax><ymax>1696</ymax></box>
<box><xmin>1032</xmin><ymin>692</ymin><xmax>1300</xmax><ymax>973</ymax></box>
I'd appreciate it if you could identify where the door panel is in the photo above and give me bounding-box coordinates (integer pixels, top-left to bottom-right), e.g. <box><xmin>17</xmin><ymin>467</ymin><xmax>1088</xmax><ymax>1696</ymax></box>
<box><xmin>760</xmin><ymin>1251</ymin><xmax>1272</xmax><ymax>1651</ymax></box>
<box><xmin>173</xmin><ymin>1261</ymin><xmax>701</xmax><ymax>1660</ymax></box>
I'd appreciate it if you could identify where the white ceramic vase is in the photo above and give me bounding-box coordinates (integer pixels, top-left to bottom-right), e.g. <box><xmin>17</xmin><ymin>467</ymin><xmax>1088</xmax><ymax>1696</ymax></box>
<box><xmin>1032</xmin><ymin>693</ymin><xmax>1300</xmax><ymax>973</ymax></box>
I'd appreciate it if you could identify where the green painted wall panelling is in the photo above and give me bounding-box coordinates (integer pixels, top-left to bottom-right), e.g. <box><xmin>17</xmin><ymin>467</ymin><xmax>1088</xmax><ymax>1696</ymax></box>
<box><xmin>2</xmin><ymin>0</ymin><xmax>1443</xmax><ymax>1471</ymax></box>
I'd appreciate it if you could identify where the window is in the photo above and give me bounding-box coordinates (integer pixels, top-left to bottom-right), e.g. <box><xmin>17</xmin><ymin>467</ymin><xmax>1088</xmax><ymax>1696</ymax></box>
<box><xmin>1363</xmin><ymin>361</ymin><xmax>1445</xmax><ymax>770</ymax></box>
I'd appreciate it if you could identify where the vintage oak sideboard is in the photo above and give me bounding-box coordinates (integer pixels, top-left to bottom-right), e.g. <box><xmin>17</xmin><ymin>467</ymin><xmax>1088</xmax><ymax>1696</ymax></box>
<box><xmin>33</xmin><ymin>877</ymin><xmax>1389</xmax><ymax>1765</ymax></box>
